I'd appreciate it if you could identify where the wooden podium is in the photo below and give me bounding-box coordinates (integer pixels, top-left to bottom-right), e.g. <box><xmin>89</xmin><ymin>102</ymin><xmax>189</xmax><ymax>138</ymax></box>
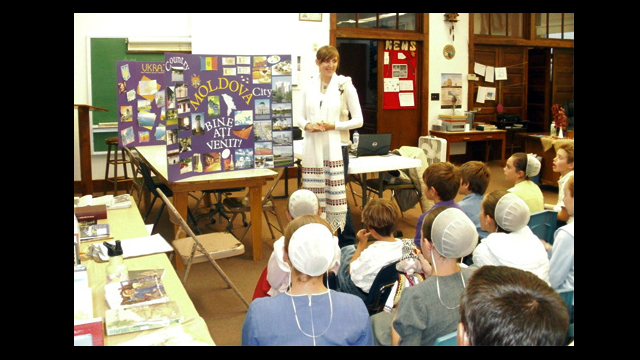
<box><xmin>75</xmin><ymin>104</ymin><xmax>108</xmax><ymax>195</ymax></box>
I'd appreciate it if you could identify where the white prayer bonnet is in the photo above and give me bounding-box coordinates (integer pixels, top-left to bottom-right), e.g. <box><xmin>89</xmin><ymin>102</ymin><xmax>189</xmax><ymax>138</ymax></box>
<box><xmin>495</xmin><ymin>193</ymin><xmax>531</xmax><ymax>232</ymax></box>
<box><xmin>525</xmin><ymin>153</ymin><xmax>541</xmax><ymax>177</ymax></box>
<box><xmin>288</xmin><ymin>223</ymin><xmax>336</xmax><ymax>276</ymax></box>
<box><xmin>430</xmin><ymin>208</ymin><xmax>478</xmax><ymax>259</ymax></box>
<box><xmin>288</xmin><ymin>189</ymin><xmax>319</xmax><ymax>219</ymax></box>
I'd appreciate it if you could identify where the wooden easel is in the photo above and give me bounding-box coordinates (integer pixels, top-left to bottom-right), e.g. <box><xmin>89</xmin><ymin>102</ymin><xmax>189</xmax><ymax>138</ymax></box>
<box><xmin>75</xmin><ymin>104</ymin><xmax>108</xmax><ymax>195</ymax></box>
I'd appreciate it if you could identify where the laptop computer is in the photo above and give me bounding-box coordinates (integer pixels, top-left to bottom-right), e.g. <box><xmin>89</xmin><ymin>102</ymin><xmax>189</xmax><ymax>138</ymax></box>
<box><xmin>354</xmin><ymin>133</ymin><xmax>392</xmax><ymax>157</ymax></box>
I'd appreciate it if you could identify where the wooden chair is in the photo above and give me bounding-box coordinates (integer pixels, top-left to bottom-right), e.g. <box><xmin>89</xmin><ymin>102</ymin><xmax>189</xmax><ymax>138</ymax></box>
<box><xmin>103</xmin><ymin>137</ymin><xmax>132</xmax><ymax>195</ymax></box>
<box><xmin>223</xmin><ymin>167</ymin><xmax>285</xmax><ymax>242</ymax></box>
<box><xmin>155</xmin><ymin>187</ymin><xmax>250</xmax><ymax>309</ymax></box>
<box><xmin>122</xmin><ymin>146</ymin><xmax>143</xmax><ymax>208</ymax></box>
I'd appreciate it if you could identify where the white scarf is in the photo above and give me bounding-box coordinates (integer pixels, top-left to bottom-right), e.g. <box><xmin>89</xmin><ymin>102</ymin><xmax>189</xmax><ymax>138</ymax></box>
<box><xmin>301</xmin><ymin>73</ymin><xmax>348</xmax><ymax>232</ymax></box>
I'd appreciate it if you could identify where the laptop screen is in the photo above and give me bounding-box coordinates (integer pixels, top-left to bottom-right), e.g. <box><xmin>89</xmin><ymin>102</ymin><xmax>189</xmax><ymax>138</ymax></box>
<box><xmin>356</xmin><ymin>133</ymin><xmax>392</xmax><ymax>157</ymax></box>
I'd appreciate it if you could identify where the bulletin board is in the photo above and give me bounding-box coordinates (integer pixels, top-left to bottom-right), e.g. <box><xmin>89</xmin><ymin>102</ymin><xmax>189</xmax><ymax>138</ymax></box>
<box><xmin>382</xmin><ymin>49</ymin><xmax>417</xmax><ymax>109</ymax></box>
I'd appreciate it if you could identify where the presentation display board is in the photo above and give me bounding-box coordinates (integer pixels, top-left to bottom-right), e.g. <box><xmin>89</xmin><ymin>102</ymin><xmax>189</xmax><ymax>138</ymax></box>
<box><xmin>114</xmin><ymin>52</ymin><xmax>294</xmax><ymax>182</ymax></box>
<box><xmin>116</xmin><ymin>61</ymin><xmax>167</xmax><ymax>148</ymax></box>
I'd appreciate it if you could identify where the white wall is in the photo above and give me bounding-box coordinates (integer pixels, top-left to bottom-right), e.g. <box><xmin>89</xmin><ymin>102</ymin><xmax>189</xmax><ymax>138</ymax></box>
<box><xmin>428</xmin><ymin>13</ymin><xmax>470</xmax><ymax>154</ymax></box>
<box><xmin>74</xmin><ymin>13</ymin><xmax>469</xmax><ymax>182</ymax></box>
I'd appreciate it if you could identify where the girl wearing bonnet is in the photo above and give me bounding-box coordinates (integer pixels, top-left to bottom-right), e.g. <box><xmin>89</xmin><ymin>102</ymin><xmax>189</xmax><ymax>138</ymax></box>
<box><xmin>242</xmin><ymin>214</ymin><xmax>373</xmax><ymax>346</ymax></box>
<box><xmin>371</xmin><ymin>207</ymin><xmax>479</xmax><ymax>346</ymax></box>
<box><xmin>472</xmin><ymin>190</ymin><xmax>550</xmax><ymax>283</ymax></box>
<box><xmin>504</xmin><ymin>152</ymin><xmax>544</xmax><ymax>213</ymax></box>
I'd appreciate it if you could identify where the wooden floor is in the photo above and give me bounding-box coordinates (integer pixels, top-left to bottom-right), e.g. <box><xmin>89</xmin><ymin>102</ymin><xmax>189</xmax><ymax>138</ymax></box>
<box><xmin>77</xmin><ymin>160</ymin><xmax>559</xmax><ymax>346</ymax></box>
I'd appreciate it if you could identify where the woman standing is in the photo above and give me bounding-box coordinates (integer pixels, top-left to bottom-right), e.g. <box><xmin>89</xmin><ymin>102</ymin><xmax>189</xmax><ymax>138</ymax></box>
<box><xmin>296</xmin><ymin>45</ymin><xmax>363</xmax><ymax>247</ymax></box>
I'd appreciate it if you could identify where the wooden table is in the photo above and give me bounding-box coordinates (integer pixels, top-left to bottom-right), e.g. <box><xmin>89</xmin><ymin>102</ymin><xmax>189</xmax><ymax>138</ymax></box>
<box><xmin>78</xmin><ymin>199</ymin><xmax>216</xmax><ymax>345</ymax></box>
<box><xmin>75</xmin><ymin>104</ymin><xmax>108</xmax><ymax>195</ymax></box>
<box><xmin>134</xmin><ymin>145</ymin><xmax>277</xmax><ymax>261</ymax></box>
<box><xmin>429</xmin><ymin>129</ymin><xmax>507</xmax><ymax>166</ymax></box>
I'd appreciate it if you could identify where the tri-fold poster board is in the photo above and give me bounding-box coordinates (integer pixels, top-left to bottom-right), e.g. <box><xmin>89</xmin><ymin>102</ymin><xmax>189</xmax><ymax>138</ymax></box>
<box><xmin>116</xmin><ymin>53</ymin><xmax>294</xmax><ymax>182</ymax></box>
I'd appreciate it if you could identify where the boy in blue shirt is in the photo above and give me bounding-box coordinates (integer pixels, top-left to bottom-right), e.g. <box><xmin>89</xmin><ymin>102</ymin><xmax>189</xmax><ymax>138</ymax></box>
<box><xmin>457</xmin><ymin>161</ymin><xmax>491</xmax><ymax>241</ymax></box>
<box><xmin>412</xmin><ymin>162</ymin><xmax>462</xmax><ymax>248</ymax></box>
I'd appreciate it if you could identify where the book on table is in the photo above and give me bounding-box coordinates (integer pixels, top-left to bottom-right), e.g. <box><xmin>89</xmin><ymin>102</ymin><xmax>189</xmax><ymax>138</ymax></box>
<box><xmin>104</xmin><ymin>275</ymin><xmax>169</xmax><ymax>309</ymax></box>
<box><xmin>79</xmin><ymin>223</ymin><xmax>110</xmax><ymax>241</ymax></box>
<box><xmin>74</xmin><ymin>194</ymin><xmax>132</xmax><ymax>210</ymax></box>
<box><xmin>104</xmin><ymin>301</ymin><xmax>183</xmax><ymax>336</ymax></box>
<box><xmin>74</xmin><ymin>204</ymin><xmax>107</xmax><ymax>223</ymax></box>
<box><xmin>128</xmin><ymin>269</ymin><xmax>165</xmax><ymax>280</ymax></box>
<box><xmin>74</xmin><ymin>317</ymin><xmax>104</xmax><ymax>346</ymax></box>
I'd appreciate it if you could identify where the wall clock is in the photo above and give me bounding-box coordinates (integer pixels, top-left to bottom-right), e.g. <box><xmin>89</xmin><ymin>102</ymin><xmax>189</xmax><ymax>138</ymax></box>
<box><xmin>443</xmin><ymin>45</ymin><xmax>455</xmax><ymax>60</ymax></box>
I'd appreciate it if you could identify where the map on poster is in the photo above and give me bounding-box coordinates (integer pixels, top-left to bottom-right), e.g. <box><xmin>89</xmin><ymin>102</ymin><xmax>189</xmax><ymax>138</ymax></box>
<box><xmin>163</xmin><ymin>53</ymin><xmax>294</xmax><ymax>182</ymax></box>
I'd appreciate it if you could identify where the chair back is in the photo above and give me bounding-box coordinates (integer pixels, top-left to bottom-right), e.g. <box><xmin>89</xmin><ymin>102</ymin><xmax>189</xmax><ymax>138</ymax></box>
<box><xmin>122</xmin><ymin>146</ymin><xmax>140</xmax><ymax>171</ymax></box>
<box><xmin>364</xmin><ymin>260</ymin><xmax>400</xmax><ymax>315</ymax></box>
<box><xmin>556</xmin><ymin>288</ymin><xmax>574</xmax><ymax>342</ymax></box>
<box><xmin>155</xmin><ymin>187</ymin><xmax>250</xmax><ymax>308</ymax></box>
<box><xmin>138</xmin><ymin>160</ymin><xmax>163</xmax><ymax>196</ymax></box>
<box><xmin>156</xmin><ymin>187</ymin><xmax>195</xmax><ymax>239</ymax></box>
<box><xmin>528</xmin><ymin>210</ymin><xmax>558</xmax><ymax>244</ymax></box>
<box><xmin>261</xmin><ymin>167</ymin><xmax>285</xmax><ymax>206</ymax></box>
<box><xmin>434</xmin><ymin>330</ymin><xmax>457</xmax><ymax>346</ymax></box>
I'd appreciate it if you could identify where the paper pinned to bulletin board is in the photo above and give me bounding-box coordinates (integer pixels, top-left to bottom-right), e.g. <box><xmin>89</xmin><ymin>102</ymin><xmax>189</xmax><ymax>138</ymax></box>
<box><xmin>382</xmin><ymin>45</ymin><xmax>417</xmax><ymax>109</ymax></box>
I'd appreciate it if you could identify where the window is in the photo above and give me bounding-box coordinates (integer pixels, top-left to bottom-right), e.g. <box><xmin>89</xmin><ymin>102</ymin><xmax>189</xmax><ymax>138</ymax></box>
<box><xmin>474</xmin><ymin>13</ymin><xmax>523</xmax><ymax>37</ymax></box>
<box><xmin>535</xmin><ymin>13</ymin><xmax>574</xmax><ymax>39</ymax></box>
<box><xmin>337</xmin><ymin>13</ymin><xmax>416</xmax><ymax>31</ymax></box>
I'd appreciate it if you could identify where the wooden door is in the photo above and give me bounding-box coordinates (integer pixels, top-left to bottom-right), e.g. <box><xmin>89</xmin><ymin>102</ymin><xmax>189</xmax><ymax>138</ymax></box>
<box><xmin>338</xmin><ymin>40</ymin><xmax>422</xmax><ymax>150</ymax></box>
<box><xmin>375</xmin><ymin>41</ymin><xmax>421</xmax><ymax>149</ymax></box>
<box><xmin>552</xmin><ymin>48</ymin><xmax>574</xmax><ymax>108</ymax></box>
<box><xmin>527</xmin><ymin>48</ymin><xmax>551</xmax><ymax>132</ymax></box>
<box><xmin>471</xmin><ymin>45</ymin><xmax>527</xmax><ymax>127</ymax></box>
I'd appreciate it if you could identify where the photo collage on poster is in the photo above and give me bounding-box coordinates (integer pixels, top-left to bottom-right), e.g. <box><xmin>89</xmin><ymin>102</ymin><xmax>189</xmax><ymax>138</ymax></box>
<box><xmin>163</xmin><ymin>52</ymin><xmax>294</xmax><ymax>182</ymax></box>
<box><xmin>116</xmin><ymin>61</ymin><xmax>167</xmax><ymax>148</ymax></box>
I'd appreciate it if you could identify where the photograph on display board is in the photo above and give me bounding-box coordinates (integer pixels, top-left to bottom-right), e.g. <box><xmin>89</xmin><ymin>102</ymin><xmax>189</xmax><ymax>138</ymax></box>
<box><xmin>116</xmin><ymin>61</ymin><xmax>167</xmax><ymax>148</ymax></box>
<box><xmin>163</xmin><ymin>52</ymin><xmax>294</xmax><ymax>182</ymax></box>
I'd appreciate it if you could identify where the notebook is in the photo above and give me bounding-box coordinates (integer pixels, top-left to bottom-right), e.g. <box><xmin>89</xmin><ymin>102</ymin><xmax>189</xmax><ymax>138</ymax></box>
<box><xmin>355</xmin><ymin>133</ymin><xmax>392</xmax><ymax>157</ymax></box>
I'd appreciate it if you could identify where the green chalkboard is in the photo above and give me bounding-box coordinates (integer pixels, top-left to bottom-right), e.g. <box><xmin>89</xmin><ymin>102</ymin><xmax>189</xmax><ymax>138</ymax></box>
<box><xmin>90</xmin><ymin>38</ymin><xmax>165</xmax><ymax>152</ymax></box>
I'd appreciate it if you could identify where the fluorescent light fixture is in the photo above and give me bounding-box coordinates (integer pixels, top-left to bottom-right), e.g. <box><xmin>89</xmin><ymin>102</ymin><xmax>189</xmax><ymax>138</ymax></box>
<box><xmin>127</xmin><ymin>37</ymin><xmax>191</xmax><ymax>52</ymax></box>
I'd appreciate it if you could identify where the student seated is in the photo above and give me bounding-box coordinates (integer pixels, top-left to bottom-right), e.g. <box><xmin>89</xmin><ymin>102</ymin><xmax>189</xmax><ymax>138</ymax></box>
<box><xmin>371</xmin><ymin>207</ymin><xmax>479</xmax><ymax>346</ymax></box>
<box><xmin>548</xmin><ymin>175</ymin><xmax>574</xmax><ymax>323</ymax></box>
<box><xmin>458</xmin><ymin>265</ymin><xmax>569</xmax><ymax>346</ymax></box>
<box><xmin>544</xmin><ymin>143</ymin><xmax>574</xmax><ymax>225</ymax></box>
<box><xmin>252</xmin><ymin>189</ymin><xmax>340</xmax><ymax>300</ymax></box>
<box><xmin>457</xmin><ymin>160</ymin><xmax>491</xmax><ymax>242</ymax></box>
<box><xmin>472</xmin><ymin>190</ymin><xmax>550</xmax><ymax>283</ymax></box>
<box><xmin>242</xmin><ymin>215</ymin><xmax>373</xmax><ymax>346</ymax></box>
<box><xmin>336</xmin><ymin>198</ymin><xmax>403</xmax><ymax>301</ymax></box>
<box><xmin>412</xmin><ymin>161</ymin><xmax>463</xmax><ymax>249</ymax></box>
<box><xmin>505</xmin><ymin>153</ymin><xmax>544</xmax><ymax>214</ymax></box>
